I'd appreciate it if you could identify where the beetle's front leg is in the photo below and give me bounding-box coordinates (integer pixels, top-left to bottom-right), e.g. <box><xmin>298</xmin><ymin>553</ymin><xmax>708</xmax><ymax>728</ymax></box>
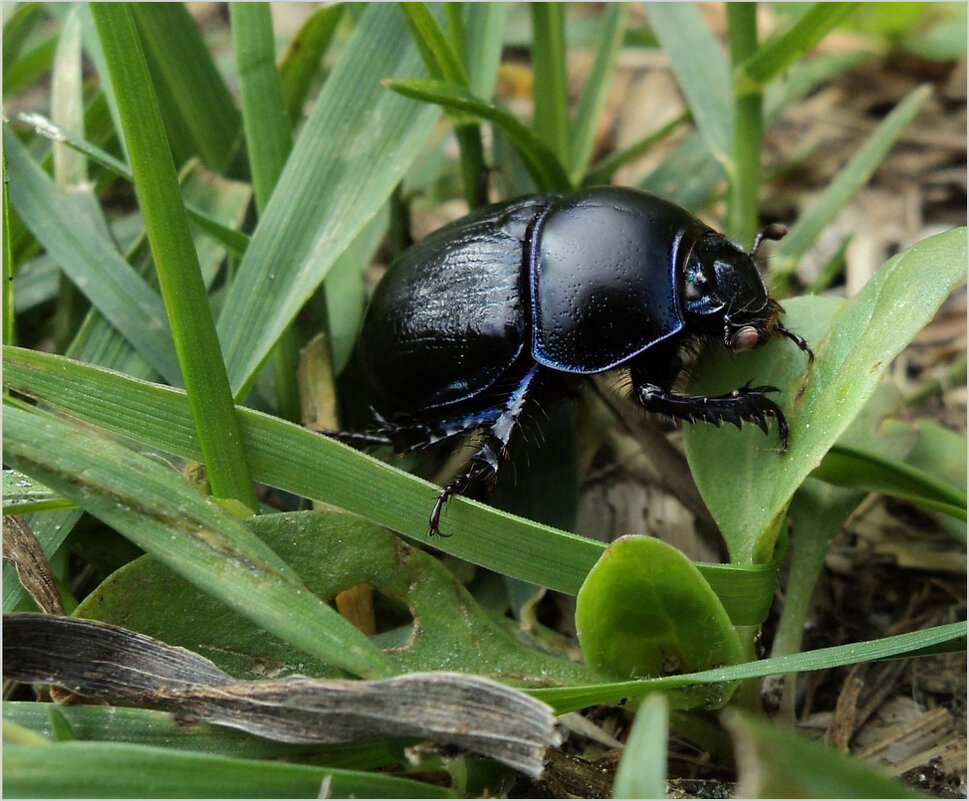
<box><xmin>636</xmin><ymin>381</ymin><xmax>789</xmax><ymax>452</ymax></box>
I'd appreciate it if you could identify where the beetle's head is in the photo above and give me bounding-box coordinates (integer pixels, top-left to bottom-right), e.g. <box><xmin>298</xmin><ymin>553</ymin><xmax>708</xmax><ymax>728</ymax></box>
<box><xmin>683</xmin><ymin>227</ymin><xmax>813</xmax><ymax>360</ymax></box>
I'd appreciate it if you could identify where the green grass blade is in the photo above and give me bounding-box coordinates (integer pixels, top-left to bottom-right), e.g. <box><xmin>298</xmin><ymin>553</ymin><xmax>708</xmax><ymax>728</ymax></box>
<box><xmin>813</xmin><ymin>443</ymin><xmax>967</xmax><ymax>520</ymax></box>
<box><xmin>2</xmin><ymin>30</ymin><xmax>56</xmax><ymax>97</ymax></box>
<box><xmin>644</xmin><ymin>2</ymin><xmax>731</xmax><ymax>164</ymax></box>
<box><xmin>3</xmin><ymin>703</ymin><xmax>406</xmax><ymax>766</ymax></box>
<box><xmin>51</xmin><ymin>6</ymin><xmax>86</xmax><ymax>188</ymax></box>
<box><xmin>613</xmin><ymin>694</ymin><xmax>668</xmax><ymax>799</ymax></box>
<box><xmin>464</xmin><ymin>3</ymin><xmax>508</xmax><ymax>99</ymax></box>
<box><xmin>584</xmin><ymin>110</ymin><xmax>688</xmax><ymax>187</ymax></box>
<box><xmin>530</xmin><ymin>621</ymin><xmax>967</xmax><ymax>713</ymax></box>
<box><xmin>4</xmin><ymin>346</ymin><xmax>780</xmax><ymax>627</ymax></box>
<box><xmin>216</xmin><ymin>4</ymin><xmax>441</xmax><ymax>398</ymax></box>
<box><xmin>735</xmin><ymin>3</ymin><xmax>859</xmax><ymax>93</ymax></box>
<box><xmin>3</xmin><ymin>127</ymin><xmax>181</xmax><ymax>384</ymax></box>
<box><xmin>399</xmin><ymin>3</ymin><xmax>484</xmax><ymax>208</ymax></box>
<box><xmin>129</xmin><ymin>3</ymin><xmax>242</xmax><ymax>173</ymax></box>
<box><xmin>17</xmin><ymin>111</ymin><xmax>250</xmax><ymax>258</ymax></box>
<box><xmin>773</xmin><ymin>85</ymin><xmax>930</xmax><ymax>278</ymax></box>
<box><xmin>3</xmin><ymin>402</ymin><xmax>393</xmax><ymax>679</ymax></box>
<box><xmin>230</xmin><ymin>3</ymin><xmax>292</xmax><ymax>213</ymax></box>
<box><xmin>2</xmin><ymin>161</ymin><xmax>13</xmax><ymax>346</ymax></box>
<box><xmin>385</xmin><ymin>78</ymin><xmax>571</xmax><ymax>191</ymax></box>
<box><xmin>3</xmin><ymin>741</ymin><xmax>448</xmax><ymax>799</ymax></box>
<box><xmin>401</xmin><ymin>2</ymin><xmax>468</xmax><ymax>84</ymax></box>
<box><xmin>727</xmin><ymin>710</ymin><xmax>924</xmax><ymax>798</ymax></box>
<box><xmin>278</xmin><ymin>4</ymin><xmax>344</xmax><ymax>124</ymax></box>
<box><xmin>3</xmin><ymin>3</ymin><xmax>44</xmax><ymax>72</ymax></box>
<box><xmin>93</xmin><ymin>3</ymin><xmax>257</xmax><ymax>511</ymax></box>
<box><xmin>568</xmin><ymin>3</ymin><xmax>626</xmax><ymax>182</ymax></box>
<box><xmin>530</xmin><ymin>4</ymin><xmax>569</xmax><ymax>164</ymax></box>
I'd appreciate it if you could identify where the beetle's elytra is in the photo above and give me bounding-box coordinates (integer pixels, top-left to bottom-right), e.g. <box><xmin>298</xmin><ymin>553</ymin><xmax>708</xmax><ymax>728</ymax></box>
<box><xmin>342</xmin><ymin>186</ymin><xmax>812</xmax><ymax>535</ymax></box>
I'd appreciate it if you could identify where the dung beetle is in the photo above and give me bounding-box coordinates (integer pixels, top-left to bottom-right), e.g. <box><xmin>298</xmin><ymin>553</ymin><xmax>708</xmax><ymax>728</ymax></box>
<box><xmin>344</xmin><ymin>186</ymin><xmax>812</xmax><ymax>535</ymax></box>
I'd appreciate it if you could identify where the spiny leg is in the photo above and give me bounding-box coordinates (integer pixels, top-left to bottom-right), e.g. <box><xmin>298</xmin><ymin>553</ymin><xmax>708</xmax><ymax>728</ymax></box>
<box><xmin>429</xmin><ymin>364</ymin><xmax>540</xmax><ymax>536</ymax></box>
<box><xmin>636</xmin><ymin>381</ymin><xmax>789</xmax><ymax>451</ymax></box>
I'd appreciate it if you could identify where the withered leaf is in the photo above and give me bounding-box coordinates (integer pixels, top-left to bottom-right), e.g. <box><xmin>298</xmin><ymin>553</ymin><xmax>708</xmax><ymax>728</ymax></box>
<box><xmin>3</xmin><ymin>614</ymin><xmax>561</xmax><ymax>777</ymax></box>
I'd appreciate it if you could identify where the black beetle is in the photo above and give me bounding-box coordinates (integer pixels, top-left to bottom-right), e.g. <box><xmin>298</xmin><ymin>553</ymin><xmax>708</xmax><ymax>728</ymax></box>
<box><xmin>345</xmin><ymin>186</ymin><xmax>811</xmax><ymax>535</ymax></box>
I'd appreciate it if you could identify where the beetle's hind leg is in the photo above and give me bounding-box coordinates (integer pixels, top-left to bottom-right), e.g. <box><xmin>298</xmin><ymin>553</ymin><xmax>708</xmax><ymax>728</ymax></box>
<box><xmin>428</xmin><ymin>365</ymin><xmax>540</xmax><ymax>536</ymax></box>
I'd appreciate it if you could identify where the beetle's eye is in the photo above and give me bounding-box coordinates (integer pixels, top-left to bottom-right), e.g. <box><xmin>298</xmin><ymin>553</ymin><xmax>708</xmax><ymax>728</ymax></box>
<box><xmin>685</xmin><ymin>280</ymin><xmax>704</xmax><ymax>300</ymax></box>
<box><xmin>729</xmin><ymin>325</ymin><xmax>760</xmax><ymax>352</ymax></box>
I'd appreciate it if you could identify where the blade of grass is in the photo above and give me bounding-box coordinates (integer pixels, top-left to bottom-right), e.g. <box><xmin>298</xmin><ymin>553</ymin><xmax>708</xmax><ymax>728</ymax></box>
<box><xmin>3</xmin><ymin>127</ymin><xmax>181</xmax><ymax>384</ymax></box>
<box><xmin>400</xmin><ymin>3</ymin><xmax>485</xmax><ymax>209</ymax></box>
<box><xmin>3</xmin><ymin>702</ymin><xmax>407</xmax><ymax>766</ymax></box>
<box><xmin>3</xmin><ymin>2</ymin><xmax>45</xmax><ymax>72</ymax></box>
<box><xmin>2</xmin><ymin>162</ymin><xmax>13</xmax><ymax>346</ymax></box>
<box><xmin>464</xmin><ymin>3</ymin><xmax>508</xmax><ymax>100</ymax></box>
<box><xmin>216</xmin><ymin>4</ymin><xmax>441</xmax><ymax>398</ymax></box>
<box><xmin>772</xmin><ymin>85</ymin><xmax>931</xmax><ymax>280</ymax></box>
<box><xmin>644</xmin><ymin>2</ymin><xmax>731</xmax><ymax>165</ymax></box>
<box><xmin>278</xmin><ymin>4</ymin><xmax>344</xmax><ymax>124</ymax></box>
<box><xmin>613</xmin><ymin>694</ymin><xmax>668</xmax><ymax>799</ymax></box>
<box><xmin>93</xmin><ymin>2</ymin><xmax>257</xmax><ymax>511</ymax></box>
<box><xmin>584</xmin><ymin>110</ymin><xmax>689</xmax><ymax>187</ymax></box>
<box><xmin>230</xmin><ymin>2</ymin><xmax>292</xmax><ymax>213</ymax></box>
<box><xmin>2</xmin><ymin>30</ymin><xmax>56</xmax><ymax>97</ymax></box>
<box><xmin>4</xmin><ymin>346</ymin><xmax>781</xmax><ymax>626</ymax></box>
<box><xmin>813</xmin><ymin>442</ymin><xmax>967</xmax><ymax>520</ymax></box>
<box><xmin>385</xmin><ymin>78</ymin><xmax>571</xmax><ymax>191</ymax></box>
<box><xmin>530</xmin><ymin>4</ymin><xmax>569</xmax><ymax>165</ymax></box>
<box><xmin>735</xmin><ymin>3</ymin><xmax>859</xmax><ymax>94</ymax></box>
<box><xmin>529</xmin><ymin>621</ymin><xmax>967</xmax><ymax>713</ymax></box>
<box><xmin>17</xmin><ymin>111</ymin><xmax>250</xmax><ymax>258</ymax></box>
<box><xmin>3</xmin><ymin>742</ymin><xmax>448</xmax><ymax>799</ymax></box>
<box><xmin>568</xmin><ymin>3</ymin><xmax>626</xmax><ymax>183</ymax></box>
<box><xmin>129</xmin><ymin>3</ymin><xmax>241</xmax><ymax>173</ymax></box>
<box><xmin>3</xmin><ymin>402</ymin><xmax>393</xmax><ymax>679</ymax></box>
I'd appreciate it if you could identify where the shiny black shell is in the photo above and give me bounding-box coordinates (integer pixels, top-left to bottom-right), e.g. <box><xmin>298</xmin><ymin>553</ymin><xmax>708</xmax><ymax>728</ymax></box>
<box><xmin>356</xmin><ymin>186</ymin><xmax>716</xmax><ymax>422</ymax></box>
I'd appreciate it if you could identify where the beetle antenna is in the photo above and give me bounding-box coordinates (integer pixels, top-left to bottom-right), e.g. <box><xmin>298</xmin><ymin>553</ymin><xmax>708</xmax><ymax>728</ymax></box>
<box><xmin>751</xmin><ymin>223</ymin><xmax>787</xmax><ymax>257</ymax></box>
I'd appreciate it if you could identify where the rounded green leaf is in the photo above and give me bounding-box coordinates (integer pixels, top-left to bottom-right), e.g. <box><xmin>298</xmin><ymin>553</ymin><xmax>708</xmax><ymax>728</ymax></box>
<box><xmin>575</xmin><ymin>536</ymin><xmax>744</xmax><ymax>709</ymax></box>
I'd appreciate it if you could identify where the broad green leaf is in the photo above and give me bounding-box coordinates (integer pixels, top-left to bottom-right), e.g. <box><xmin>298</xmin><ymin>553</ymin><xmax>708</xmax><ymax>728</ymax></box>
<box><xmin>726</xmin><ymin>711</ymin><xmax>925</xmax><ymax>798</ymax></box>
<box><xmin>575</xmin><ymin>536</ymin><xmax>744</xmax><ymax>709</ymax></box>
<box><xmin>4</xmin><ymin>345</ymin><xmax>783</xmax><ymax>626</ymax></box>
<box><xmin>217</xmin><ymin>4</ymin><xmax>441</xmax><ymax>399</ymax></box>
<box><xmin>3</xmin><ymin>741</ymin><xmax>450</xmax><ymax>799</ymax></box>
<box><xmin>613</xmin><ymin>693</ymin><xmax>668</xmax><ymax>799</ymax></box>
<box><xmin>78</xmin><ymin>510</ymin><xmax>597</xmax><ymax>685</ymax></box>
<box><xmin>3</xmin><ymin>403</ymin><xmax>392</xmax><ymax>680</ymax></box>
<box><xmin>685</xmin><ymin>229</ymin><xmax>967</xmax><ymax>563</ymax></box>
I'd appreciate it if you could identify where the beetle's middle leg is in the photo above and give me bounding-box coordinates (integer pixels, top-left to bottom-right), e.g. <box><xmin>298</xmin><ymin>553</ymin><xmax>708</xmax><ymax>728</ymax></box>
<box><xmin>428</xmin><ymin>364</ymin><xmax>540</xmax><ymax>536</ymax></box>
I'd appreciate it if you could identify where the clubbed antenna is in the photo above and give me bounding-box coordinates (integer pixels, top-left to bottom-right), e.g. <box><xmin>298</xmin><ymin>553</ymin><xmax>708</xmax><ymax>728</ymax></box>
<box><xmin>751</xmin><ymin>223</ymin><xmax>788</xmax><ymax>257</ymax></box>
